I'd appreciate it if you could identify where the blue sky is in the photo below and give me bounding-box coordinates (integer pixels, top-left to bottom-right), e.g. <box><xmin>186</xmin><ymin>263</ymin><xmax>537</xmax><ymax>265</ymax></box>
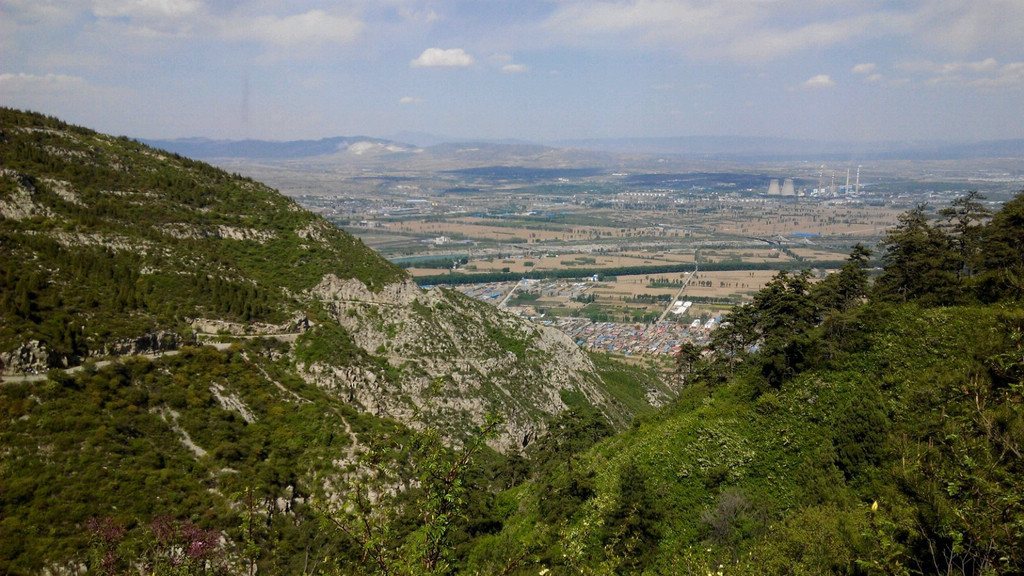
<box><xmin>2</xmin><ymin>1</ymin><xmax>1023</xmax><ymax>143</ymax></box>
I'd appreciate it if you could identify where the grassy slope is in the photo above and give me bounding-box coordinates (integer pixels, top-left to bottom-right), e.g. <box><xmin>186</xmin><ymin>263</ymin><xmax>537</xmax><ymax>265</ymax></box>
<box><xmin>474</xmin><ymin>303</ymin><xmax>1023</xmax><ymax>575</ymax></box>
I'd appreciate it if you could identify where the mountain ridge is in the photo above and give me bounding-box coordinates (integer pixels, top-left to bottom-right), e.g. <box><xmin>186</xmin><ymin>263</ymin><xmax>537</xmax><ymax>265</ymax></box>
<box><xmin>144</xmin><ymin>133</ymin><xmax>1024</xmax><ymax>163</ymax></box>
<box><xmin>0</xmin><ymin>107</ymin><xmax>664</xmax><ymax>447</ymax></box>
<box><xmin>0</xmin><ymin>107</ymin><xmax>672</xmax><ymax>572</ymax></box>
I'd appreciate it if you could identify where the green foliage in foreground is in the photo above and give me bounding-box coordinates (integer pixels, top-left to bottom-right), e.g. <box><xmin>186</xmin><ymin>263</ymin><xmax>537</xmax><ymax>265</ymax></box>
<box><xmin>0</xmin><ymin>343</ymin><xmax>416</xmax><ymax>575</ymax></box>
<box><xmin>461</xmin><ymin>305</ymin><xmax>1022</xmax><ymax>575</ymax></box>
<box><xmin>457</xmin><ymin>195</ymin><xmax>1024</xmax><ymax>575</ymax></box>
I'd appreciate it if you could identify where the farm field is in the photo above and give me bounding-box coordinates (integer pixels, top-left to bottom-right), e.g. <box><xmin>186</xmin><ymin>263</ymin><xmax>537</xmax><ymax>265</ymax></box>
<box><xmin>226</xmin><ymin>154</ymin><xmax>1019</xmax><ymax>357</ymax></box>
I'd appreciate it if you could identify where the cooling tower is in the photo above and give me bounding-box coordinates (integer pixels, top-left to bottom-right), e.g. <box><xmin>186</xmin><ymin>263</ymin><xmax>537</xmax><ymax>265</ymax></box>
<box><xmin>782</xmin><ymin>178</ymin><xmax>795</xmax><ymax>196</ymax></box>
<box><xmin>767</xmin><ymin>179</ymin><xmax>781</xmax><ymax>195</ymax></box>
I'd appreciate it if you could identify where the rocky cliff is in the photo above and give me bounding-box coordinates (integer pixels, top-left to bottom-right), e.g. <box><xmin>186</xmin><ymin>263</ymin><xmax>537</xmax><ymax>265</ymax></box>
<box><xmin>0</xmin><ymin>108</ymin><xmax>655</xmax><ymax>448</ymax></box>
<box><xmin>300</xmin><ymin>275</ymin><xmax>617</xmax><ymax>448</ymax></box>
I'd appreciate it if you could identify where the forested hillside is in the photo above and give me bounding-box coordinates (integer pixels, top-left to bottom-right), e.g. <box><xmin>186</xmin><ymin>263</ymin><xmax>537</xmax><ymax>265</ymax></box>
<box><xmin>2</xmin><ymin>108</ymin><xmax>1021</xmax><ymax>575</ymax></box>
<box><xmin>0</xmin><ymin>108</ymin><xmax>404</xmax><ymax>363</ymax></box>
<box><xmin>0</xmin><ymin>109</ymin><xmax>667</xmax><ymax>574</ymax></box>
<box><xmin>465</xmin><ymin>191</ymin><xmax>1024</xmax><ymax>574</ymax></box>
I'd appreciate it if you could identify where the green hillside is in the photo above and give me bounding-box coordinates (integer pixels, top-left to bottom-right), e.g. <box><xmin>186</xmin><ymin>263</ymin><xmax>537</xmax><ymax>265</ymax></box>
<box><xmin>0</xmin><ymin>108</ymin><xmax>404</xmax><ymax>363</ymax></box>
<box><xmin>473</xmin><ymin>302</ymin><xmax>1023</xmax><ymax>575</ymax></box>
<box><xmin>461</xmin><ymin>194</ymin><xmax>1024</xmax><ymax>575</ymax></box>
<box><xmin>4</xmin><ymin>108</ymin><xmax>1020</xmax><ymax>575</ymax></box>
<box><xmin>0</xmin><ymin>109</ymin><xmax>667</xmax><ymax>574</ymax></box>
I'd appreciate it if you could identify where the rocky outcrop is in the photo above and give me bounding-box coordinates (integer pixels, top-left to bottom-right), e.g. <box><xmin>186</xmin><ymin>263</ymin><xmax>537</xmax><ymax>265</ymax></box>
<box><xmin>301</xmin><ymin>275</ymin><xmax>615</xmax><ymax>450</ymax></box>
<box><xmin>310</xmin><ymin>274</ymin><xmax>422</xmax><ymax>307</ymax></box>
<box><xmin>189</xmin><ymin>314</ymin><xmax>310</xmax><ymax>337</ymax></box>
<box><xmin>1</xmin><ymin>331</ymin><xmax>184</xmax><ymax>376</ymax></box>
<box><xmin>156</xmin><ymin>223</ymin><xmax>278</xmax><ymax>242</ymax></box>
<box><xmin>0</xmin><ymin>340</ymin><xmax>60</xmax><ymax>374</ymax></box>
<box><xmin>0</xmin><ymin>169</ymin><xmax>53</xmax><ymax>221</ymax></box>
<box><xmin>100</xmin><ymin>331</ymin><xmax>181</xmax><ymax>357</ymax></box>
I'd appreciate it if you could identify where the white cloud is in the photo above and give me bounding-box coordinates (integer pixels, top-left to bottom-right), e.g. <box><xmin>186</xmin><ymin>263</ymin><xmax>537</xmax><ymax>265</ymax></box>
<box><xmin>411</xmin><ymin>48</ymin><xmax>475</xmax><ymax>68</ymax></box>
<box><xmin>728</xmin><ymin>13</ymin><xmax>895</xmax><ymax>62</ymax></box>
<box><xmin>535</xmin><ymin>1</ymin><xmax>1024</xmax><ymax>65</ymax></box>
<box><xmin>802</xmin><ymin>74</ymin><xmax>835</xmax><ymax>89</ymax></box>
<box><xmin>895</xmin><ymin>57</ymin><xmax>1024</xmax><ymax>87</ymax></box>
<box><xmin>226</xmin><ymin>10</ymin><xmax>364</xmax><ymax>48</ymax></box>
<box><xmin>852</xmin><ymin>63</ymin><xmax>876</xmax><ymax>75</ymax></box>
<box><xmin>502</xmin><ymin>63</ymin><xmax>528</xmax><ymax>73</ymax></box>
<box><xmin>3</xmin><ymin>0</ymin><xmax>83</xmax><ymax>26</ymax></box>
<box><xmin>92</xmin><ymin>0</ymin><xmax>201</xmax><ymax>20</ymax></box>
<box><xmin>0</xmin><ymin>72</ymin><xmax>90</xmax><ymax>92</ymax></box>
<box><xmin>909</xmin><ymin>1</ymin><xmax>1024</xmax><ymax>56</ymax></box>
<box><xmin>544</xmin><ymin>1</ymin><xmax>716</xmax><ymax>35</ymax></box>
<box><xmin>399</xmin><ymin>96</ymin><xmax>424</xmax><ymax>104</ymax></box>
<box><xmin>86</xmin><ymin>0</ymin><xmax>205</xmax><ymax>37</ymax></box>
<box><xmin>964</xmin><ymin>58</ymin><xmax>998</xmax><ymax>73</ymax></box>
<box><xmin>398</xmin><ymin>6</ymin><xmax>439</xmax><ymax>23</ymax></box>
<box><xmin>866</xmin><ymin>73</ymin><xmax>884</xmax><ymax>83</ymax></box>
<box><xmin>538</xmin><ymin>1</ymin><xmax>909</xmax><ymax>62</ymax></box>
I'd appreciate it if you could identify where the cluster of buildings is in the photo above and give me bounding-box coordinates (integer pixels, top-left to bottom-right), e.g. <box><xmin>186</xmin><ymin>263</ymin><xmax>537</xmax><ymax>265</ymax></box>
<box><xmin>669</xmin><ymin>300</ymin><xmax>693</xmax><ymax>316</ymax></box>
<box><xmin>549</xmin><ymin>318</ymin><xmax>713</xmax><ymax>355</ymax></box>
<box><xmin>453</xmin><ymin>280</ymin><xmax>718</xmax><ymax>357</ymax></box>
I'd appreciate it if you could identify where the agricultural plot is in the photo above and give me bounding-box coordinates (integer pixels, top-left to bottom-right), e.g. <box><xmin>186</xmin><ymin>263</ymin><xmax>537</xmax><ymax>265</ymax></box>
<box><xmin>232</xmin><ymin>157</ymin><xmax>996</xmax><ymax>358</ymax></box>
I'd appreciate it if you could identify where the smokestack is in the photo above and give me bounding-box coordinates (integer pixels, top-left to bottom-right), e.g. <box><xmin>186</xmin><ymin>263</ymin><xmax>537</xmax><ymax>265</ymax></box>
<box><xmin>782</xmin><ymin>178</ymin><xmax>795</xmax><ymax>196</ymax></box>
<box><xmin>768</xmin><ymin>179</ymin><xmax>781</xmax><ymax>195</ymax></box>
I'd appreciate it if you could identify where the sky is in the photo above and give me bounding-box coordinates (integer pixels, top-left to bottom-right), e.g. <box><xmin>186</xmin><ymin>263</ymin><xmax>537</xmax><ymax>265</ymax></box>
<box><xmin>2</xmin><ymin>0</ymin><xmax>1024</xmax><ymax>143</ymax></box>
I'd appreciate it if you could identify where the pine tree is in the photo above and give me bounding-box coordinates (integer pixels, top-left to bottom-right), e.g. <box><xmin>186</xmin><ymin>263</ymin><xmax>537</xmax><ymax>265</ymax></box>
<box><xmin>976</xmin><ymin>190</ymin><xmax>1024</xmax><ymax>302</ymax></box>
<box><xmin>874</xmin><ymin>205</ymin><xmax>958</xmax><ymax>305</ymax></box>
<box><xmin>939</xmin><ymin>190</ymin><xmax>989</xmax><ymax>289</ymax></box>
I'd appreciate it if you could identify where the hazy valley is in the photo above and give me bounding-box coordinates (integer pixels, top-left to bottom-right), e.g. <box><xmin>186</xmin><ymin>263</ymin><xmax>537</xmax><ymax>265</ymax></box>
<box><xmin>2</xmin><ymin>109</ymin><xmax>1024</xmax><ymax>575</ymax></box>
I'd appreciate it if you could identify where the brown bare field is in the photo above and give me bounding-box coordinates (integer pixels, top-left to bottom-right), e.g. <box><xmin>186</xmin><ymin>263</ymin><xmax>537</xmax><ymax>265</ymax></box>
<box><xmin>391</xmin><ymin>220</ymin><xmax>584</xmax><ymax>242</ymax></box>
<box><xmin>587</xmin><ymin>270</ymin><xmax>777</xmax><ymax>301</ymax></box>
<box><xmin>582</xmin><ymin>269</ymin><xmax>782</xmax><ymax>315</ymax></box>
<box><xmin>698</xmin><ymin>248</ymin><xmax>792</xmax><ymax>264</ymax></box>
<box><xmin>599</xmin><ymin>269</ymin><xmax>796</xmax><ymax>319</ymax></box>
<box><xmin>387</xmin><ymin>217</ymin><xmax>702</xmax><ymax>243</ymax></box>
<box><xmin>684</xmin><ymin>270</ymin><xmax>781</xmax><ymax>298</ymax></box>
<box><xmin>696</xmin><ymin>202</ymin><xmax>901</xmax><ymax>237</ymax></box>
<box><xmin>378</xmin><ymin>202</ymin><xmax>901</xmax><ymax>254</ymax></box>
<box><xmin>390</xmin><ymin>199</ymin><xmax>896</xmax><ymax>324</ymax></box>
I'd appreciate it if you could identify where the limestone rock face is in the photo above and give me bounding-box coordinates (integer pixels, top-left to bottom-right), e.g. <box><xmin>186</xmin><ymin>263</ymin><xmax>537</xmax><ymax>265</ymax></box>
<box><xmin>0</xmin><ymin>340</ymin><xmax>56</xmax><ymax>373</ymax></box>
<box><xmin>302</xmin><ymin>275</ymin><xmax>615</xmax><ymax>450</ymax></box>
<box><xmin>189</xmin><ymin>314</ymin><xmax>310</xmax><ymax>337</ymax></box>
<box><xmin>101</xmin><ymin>331</ymin><xmax>181</xmax><ymax>357</ymax></box>
<box><xmin>0</xmin><ymin>331</ymin><xmax>181</xmax><ymax>373</ymax></box>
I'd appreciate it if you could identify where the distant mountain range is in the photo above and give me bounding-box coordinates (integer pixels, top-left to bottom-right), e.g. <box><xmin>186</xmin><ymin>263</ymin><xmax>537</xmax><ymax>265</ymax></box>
<box><xmin>556</xmin><ymin>136</ymin><xmax>1024</xmax><ymax>162</ymax></box>
<box><xmin>144</xmin><ymin>134</ymin><xmax>1024</xmax><ymax>163</ymax></box>
<box><xmin>142</xmin><ymin>135</ymin><xmax>419</xmax><ymax>160</ymax></box>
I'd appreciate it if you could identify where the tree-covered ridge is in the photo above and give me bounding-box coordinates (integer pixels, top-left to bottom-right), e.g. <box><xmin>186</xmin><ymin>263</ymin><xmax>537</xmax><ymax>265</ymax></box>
<box><xmin>874</xmin><ymin>191</ymin><xmax>1024</xmax><ymax>305</ymax></box>
<box><xmin>461</xmin><ymin>191</ymin><xmax>1023</xmax><ymax>575</ymax></box>
<box><xmin>3</xmin><ymin>106</ymin><xmax>1021</xmax><ymax>575</ymax></box>
<box><xmin>0</xmin><ymin>111</ymin><xmax>669</xmax><ymax>575</ymax></box>
<box><xmin>0</xmin><ymin>107</ymin><xmax>405</xmax><ymax>362</ymax></box>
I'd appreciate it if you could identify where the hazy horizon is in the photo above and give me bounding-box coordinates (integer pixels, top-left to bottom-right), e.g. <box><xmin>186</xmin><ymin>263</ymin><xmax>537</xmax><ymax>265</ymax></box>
<box><xmin>3</xmin><ymin>1</ymin><xmax>1023</xmax><ymax>144</ymax></box>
